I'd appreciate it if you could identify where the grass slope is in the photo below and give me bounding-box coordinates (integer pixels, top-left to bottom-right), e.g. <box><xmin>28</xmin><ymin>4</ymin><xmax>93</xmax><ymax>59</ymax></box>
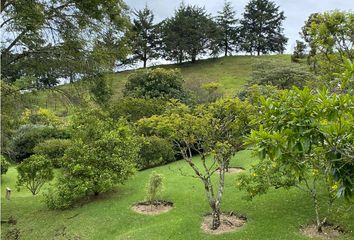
<box><xmin>35</xmin><ymin>55</ymin><xmax>291</xmax><ymax>112</ymax></box>
<box><xmin>107</xmin><ymin>55</ymin><xmax>292</xmax><ymax>99</ymax></box>
<box><xmin>1</xmin><ymin>150</ymin><xmax>353</xmax><ymax>240</ymax></box>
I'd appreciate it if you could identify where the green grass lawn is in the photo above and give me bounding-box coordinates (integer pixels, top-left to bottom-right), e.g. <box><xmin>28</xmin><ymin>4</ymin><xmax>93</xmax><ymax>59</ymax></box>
<box><xmin>35</xmin><ymin>54</ymin><xmax>291</xmax><ymax>112</ymax></box>
<box><xmin>111</xmin><ymin>54</ymin><xmax>291</xmax><ymax>97</ymax></box>
<box><xmin>2</xmin><ymin>150</ymin><xmax>353</xmax><ymax>239</ymax></box>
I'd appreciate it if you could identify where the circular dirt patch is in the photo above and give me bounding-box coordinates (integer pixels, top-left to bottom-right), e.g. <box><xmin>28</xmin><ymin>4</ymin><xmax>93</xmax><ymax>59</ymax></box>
<box><xmin>300</xmin><ymin>223</ymin><xmax>344</xmax><ymax>239</ymax></box>
<box><xmin>219</xmin><ymin>167</ymin><xmax>245</xmax><ymax>174</ymax></box>
<box><xmin>132</xmin><ymin>200</ymin><xmax>173</xmax><ymax>215</ymax></box>
<box><xmin>201</xmin><ymin>212</ymin><xmax>247</xmax><ymax>235</ymax></box>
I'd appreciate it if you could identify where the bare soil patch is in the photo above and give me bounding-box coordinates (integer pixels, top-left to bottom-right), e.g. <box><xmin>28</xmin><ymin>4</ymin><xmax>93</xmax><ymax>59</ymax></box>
<box><xmin>300</xmin><ymin>223</ymin><xmax>344</xmax><ymax>239</ymax></box>
<box><xmin>219</xmin><ymin>167</ymin><xmax>245</xmax><ymax>174</ymax></box>
<box><xmin>132</xmin><ymin>200</ymin><xmax>173</xmax><ymax>215</ymax></box>
<box><xmin>201</xmin><ymin>212</ymin><xmax>247</xmax><ymax>235</ymax></box>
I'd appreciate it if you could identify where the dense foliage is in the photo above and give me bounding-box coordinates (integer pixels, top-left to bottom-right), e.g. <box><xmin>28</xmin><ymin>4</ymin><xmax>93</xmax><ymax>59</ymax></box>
<box><xmin>17</xmin><ymin>154</ymin><xmax>54</xmax><ymax>195</ymax></box>
<box><xmin>0</xmin><ymin>81</ymin><xmax>29</xmax><ymax>157</ymax></box>
<box><xmin>137</xmin><ymin>136</ymin><xmax>175</xmax><ymax>170</ymax></box>
<box><xmin>239</xmin><ymin>0</ymin><xmax>287</xmax><ymax>55</ymax></box>
<box><xmin>213</xmin><ymin>1</ymin><xmax>238</xmax><ymax>57</ymax></box>
<box><xmin>1</xmin><ymin>0</ymin><xmax>131</xmax><ymax>88</ymax></box>
<box><xmin>138</xmin><ymin>98</ymin><xmax>255</xmax><ymax>229</ymax></box>
<box><xmin>10</xmin><ymin>124</ymin><xmax>70</xmax><ymax>162</ymax></box>
<box><xmin>124</xmin><ymin>68</ymin><xmax>187</xmax><ymax>101</ymax></box>
<box><xmin>249</xmin><ymin>60</ymin><xmax>315</xmax><ymax>89</ymax></box>
<box><xmin>2</xmin><ymin>0</ymin><xmax>353</xmax><ymax>237</ymax></box>
<box><xmin>161</xmin><ymin>4</ymin><xmax>217</xmax><ymax>63</ymax></box>
<box><xmin>20</xmin><ymin>108</ymin><xmax>61</xmax><ymax>126</ymax></box>
<box><xmin>109</xmin><ymin>97</ymin><xmax>167</xmax><ymax>122</ymax></box>
<box><xmin>33</xmin><ymin>139</ymin><xmax>71</xmax><ymax>168</ymax></box>
<box><xmin>1</xmin><ymin>155</ymin><xmax>11</xmax><ymax>175</ymax></box>
<box><xmin>45</xmin><ymin>109</ymin><xmax>139</xmax><ymax>209</ymax></box>
<box><xmin>301</xmin><ymin>11</ymin><xmax>354</xmax><ymax>83</ymax></box>
<box><xmin>129</xmin><ymin>5</ymin><xmax>160</xmax><ymax>68</ymax></box>
<box><xmin>238</xmin><ymin>87</ymin><xmax>354</xmax><ymax>232</ymax></box>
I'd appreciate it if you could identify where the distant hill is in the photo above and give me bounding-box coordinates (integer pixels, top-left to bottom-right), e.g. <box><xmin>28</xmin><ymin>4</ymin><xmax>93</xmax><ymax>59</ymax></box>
<box><xmin>33</xmin><ymin>54</ymin><xmax>291</xmax><ymax>113</ymax></box>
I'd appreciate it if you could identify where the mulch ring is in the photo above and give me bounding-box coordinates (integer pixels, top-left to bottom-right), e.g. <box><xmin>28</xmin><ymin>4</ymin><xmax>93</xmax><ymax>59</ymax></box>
<box><xmin>219</xmin><ymin>167</ymin><xmax>245</xmax><ymax>174</ymax></box>
<box><xmin>132</xmin><ymin>200</ymin><xmax>173</xmax><ymax>215</ymax></box>
<box><xmin>201</xmin><ymin>212</ymin><xmax>247</xmax><ymax>235</ymax></box>
<box><xmin>300</xmin><ymin>222</ymin><xmax>345</xmax><ymax>239</ymax></box>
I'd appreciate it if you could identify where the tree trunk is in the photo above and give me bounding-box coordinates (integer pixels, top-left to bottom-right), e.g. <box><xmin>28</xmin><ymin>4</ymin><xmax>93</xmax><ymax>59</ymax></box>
<box><xmin>179</xmin><ymin>50</ymin><xmax>183</xmax><ymax>64</ymax></box>
<box><xmin>224</xmin><ymin>43</ymin><xmax>228</xmax><ymax>57</ymax></box>
<box><xmin>312</xmin><ymin>191</ymin><xmax>322</xmax><ymax>233</ymax></box>
<box><xmin>191</xmin><ymin>55</ymin><xmax>196</xmax><ymax>62</ymax></box>
<box><xmin>143</xmin><ymin>59</ymin><xmax>146</xmax><ymax>68</ymax></box>
<box><xmin>143</xmin><ymin>50</ymin><xmax>147</xmax><ymax>68</ymax></box>
<box><xmin>211</xmin><ymin>202</ymin><xmax>221</xmax><ymax>230</ymax></box>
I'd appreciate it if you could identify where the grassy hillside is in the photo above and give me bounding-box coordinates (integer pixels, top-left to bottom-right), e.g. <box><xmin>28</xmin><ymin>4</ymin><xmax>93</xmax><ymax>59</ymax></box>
<box><xmin>1</xmin><ymin>150</ymin><xmax>353</xmax><ymax>240</ymax></box>
<box><xmin>33</xmin><ymin>54</ymin><xmax>291</xmax><ymax>112</ymax></box>
<box><xmin>109</xmin><ymin>54</ymin><xmax>291</xmax><ymax>97</ymax></box>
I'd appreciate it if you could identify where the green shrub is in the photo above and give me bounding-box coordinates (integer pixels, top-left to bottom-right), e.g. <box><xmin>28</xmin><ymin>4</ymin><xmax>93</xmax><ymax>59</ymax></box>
<box><xmin>124</xmin><ymin>68</ymin><xmax>187</xmax><ymax>101</ymax></box>
<box><xmin>17</xmin><ymin>154</ymin><xmax>54</xmax><ymax>195</ymax></box>
<box><xmin>146</xmin><ymin>171</ymin><xmax>164</xmax><ymax>203</ymax></box>
<box><xmin>34</xmin><ymin>139</ymin><xmax>71</xmax><ymax>168</ymax></box>
<box><xmin>1</xmin><ymin>155</ymin><xmax>10</xmax><ymax>175</ymax></box>
<box><xmin>45</xmin><ymin>109</ymin><xmax>140</xmax><ymax>209</ymax></box>
<box><xmin>44</xmin><ymin>176</ymin><xmax>87</xmax><ymax>209</ymax></box>
<box><xmin>250</xmin><ymin>60</ymin><xmax>314</xmax><ymax>90</ymax></box>
<box><xmin>184</xmin><ymin>80</ymin><xmax>223</xmax><ymax>104</ymax></box>
<box><xmin>237</xmin><ymin>84</ymin><xmax>279</xmax><ymax>105</ymax></box>
<box><xmin>137</xmin><ymin>136</ymin><xmax>175</xmax><ymax>170</ymax></box>
<box><xmin>109</xmin><ymin>97</ymin><xmax>167</xmax><ymax>122</ymax></box>
<box><xmin>10</xmin><ymin>124</ymin><xmax>70</xmax><ymax>162</ymax></box>
<box><xmin>21</xmin><ymin>108</ymin><xmax>61</xmax><ymax>126</ymax></box>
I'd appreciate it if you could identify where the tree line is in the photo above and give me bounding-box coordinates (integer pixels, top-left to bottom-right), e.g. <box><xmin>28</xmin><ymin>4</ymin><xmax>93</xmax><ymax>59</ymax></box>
<box><xmin>1</xmin><ymin>0</ymin><xmax>287</xmax><ymax>89</ymax></box>
<box><xmin>129</xmin><ymin>0</ymin><xmax>287</xmax><ymax>67</ymax></box>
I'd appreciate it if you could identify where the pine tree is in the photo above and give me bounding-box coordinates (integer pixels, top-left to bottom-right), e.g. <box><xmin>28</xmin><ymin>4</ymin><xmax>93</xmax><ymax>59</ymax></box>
<box><xmin>161</xmin><ymin>4</ymin><xmax>217</xmax><ymax>63</ymax></box>
<box><xmin>239</xmin><ymin>0</ymin><xmax>287</xmax><ymax>55</ymax></box>
<box><xmin>291</xmin><ymin>40</ymin><xmax>307</xmax><ymax>62</ymax></box>
<box><xmin>130</xmin><ymin>5</ymin><xmax>159</xmax><ymax>68</ymax></box>
<box><xmin>214</xmin><ymin>1</ymin><xmax>238</xmax><ymax>56</ymax></box>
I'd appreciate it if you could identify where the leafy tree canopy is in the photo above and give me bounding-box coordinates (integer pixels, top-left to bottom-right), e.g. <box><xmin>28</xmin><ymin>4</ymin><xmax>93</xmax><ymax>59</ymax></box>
<box><xmin>1</xmin><ymin>0</ymin><xmax>131</xmax><ymax>88</ymax></box>
<box><xmin>138</xmin><ymin>98</ymin><xmax>255</xmax><ymax>229</ymax></box>
<box><xmin>17</xmin><ymin>154</ymin><xmax>54</xmax><ymax>195</ymax></box>
<box><xmin>301</xmin><ymin>11</ymin><xmax>354</xmax><ymax>83</ymax></box>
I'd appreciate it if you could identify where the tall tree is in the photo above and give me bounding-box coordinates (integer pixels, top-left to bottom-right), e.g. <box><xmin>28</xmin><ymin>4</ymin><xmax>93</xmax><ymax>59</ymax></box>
<box><xmin>214</xmin><ymin>1</ymin><xmax>238</xmax><ymax>57</ymax></box>
<box><xmin>1</xmin><ymin>0</ymin><xmax>131</xmax><ymax>89</ymax></box>
<box><xmin>301</xmin><ymin>11</ymin><xmax>354</xmax><ymax>83</ymax></box>
<box><xmin>161</xmin><ymin>4</ymin><xmax>217</xmax><ymax>63</ymax></box>
<box><xmin>239</xmin><ymin>0</ymin><xmax>287</xmax><ymax>55</ymax></box>
<box><xmin>130</xmin><ymin>5</ymin><xmax>159</xmax><ymax>68</ymax></box>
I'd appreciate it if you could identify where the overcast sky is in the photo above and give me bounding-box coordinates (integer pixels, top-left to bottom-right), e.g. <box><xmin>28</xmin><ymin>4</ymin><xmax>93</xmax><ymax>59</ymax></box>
<box><xmin>125</xmin><ymin>0</ymin><xmax>354</xmax><ymax>53</ymax></box>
